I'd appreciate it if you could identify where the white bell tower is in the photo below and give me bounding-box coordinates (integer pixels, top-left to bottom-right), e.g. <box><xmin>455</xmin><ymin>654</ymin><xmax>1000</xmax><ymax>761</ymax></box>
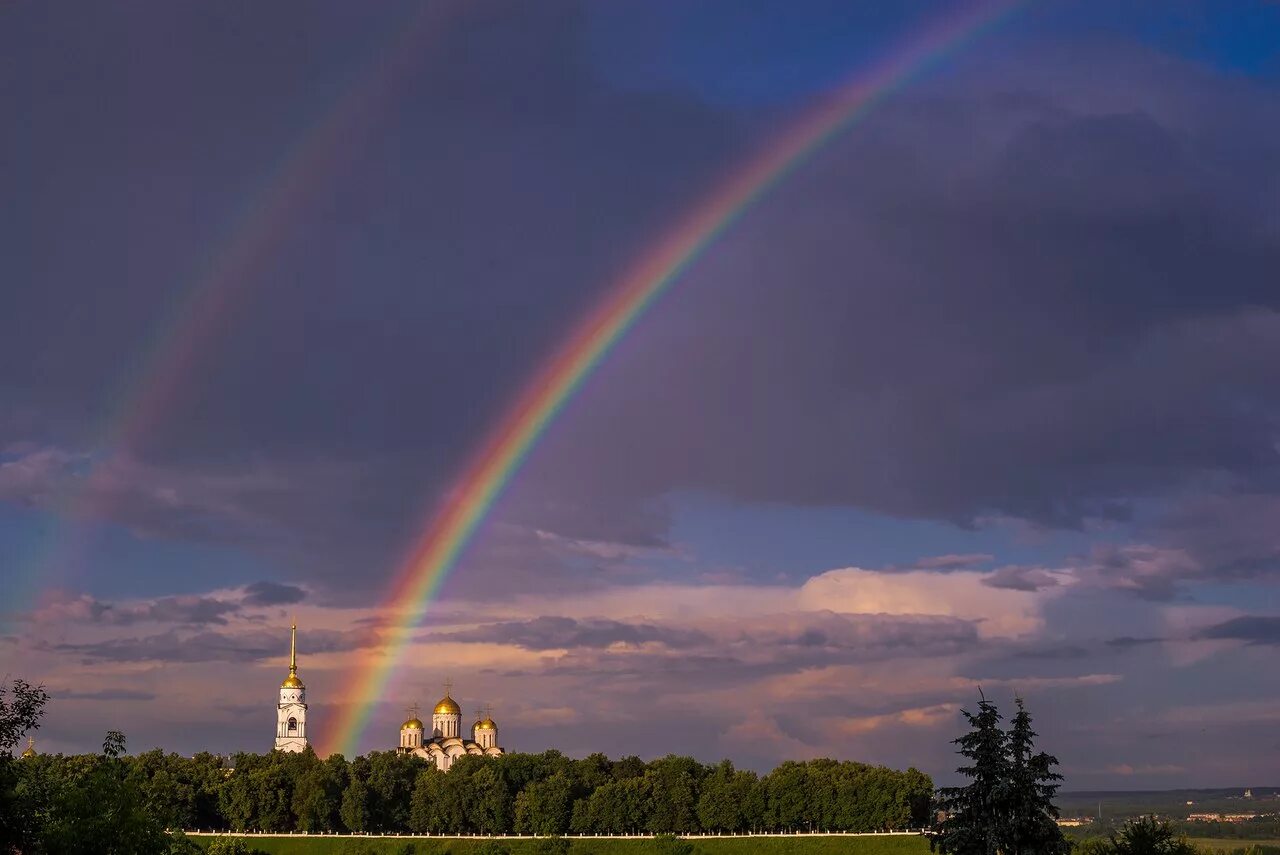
<box><xmin>274</xmin><ymin>623</ymin><xmax>309</xmax><ymax>752</ymax></box>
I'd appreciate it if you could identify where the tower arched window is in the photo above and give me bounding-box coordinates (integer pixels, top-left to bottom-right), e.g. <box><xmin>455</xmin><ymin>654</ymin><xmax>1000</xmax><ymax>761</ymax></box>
<box><xmin>287</xmin><ymin>717</ymin><xmax>298</xmax><ymax>734</ymax></box>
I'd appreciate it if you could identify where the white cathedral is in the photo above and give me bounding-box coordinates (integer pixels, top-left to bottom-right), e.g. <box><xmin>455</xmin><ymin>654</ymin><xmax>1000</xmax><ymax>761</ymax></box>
<box><xmin>274</xmin><ymin>625</ymin><xmax>504</xmax><ymax>770</ymax></box>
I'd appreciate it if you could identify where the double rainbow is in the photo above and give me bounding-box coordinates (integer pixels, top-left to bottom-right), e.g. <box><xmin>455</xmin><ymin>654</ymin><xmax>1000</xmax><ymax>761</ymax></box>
<box><xmin>326</xmin><ymin>0</ymin><xmax>1026</xmax><ymax>756</ymax></box>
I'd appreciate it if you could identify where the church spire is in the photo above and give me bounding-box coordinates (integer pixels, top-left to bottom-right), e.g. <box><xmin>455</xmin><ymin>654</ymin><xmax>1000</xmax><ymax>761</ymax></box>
<box><xmin>281</xmin><ymin>622</ymin><xmax>304</xmax><ymax>689</ymax></box>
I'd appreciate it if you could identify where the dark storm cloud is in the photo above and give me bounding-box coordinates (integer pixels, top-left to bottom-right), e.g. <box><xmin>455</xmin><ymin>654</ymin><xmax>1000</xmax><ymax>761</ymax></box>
<box><xmin>30</xmin><ymin>593</ymin><xmax>243</xmax><ymax>627</ymax></box>
<box><xmin>521</xmin><ymin>50</ymin><xmax>1280</xmax><ymax>539</ymax></box>
<box><xmin>0</xmin><ymin>0</ymin><xmax>744</xmax><ymax>596</ymax></box>
<box><xmin>241</xmin><ymin>581</ymin><xmax>306</xmax><ymax>607</ymax></box>
<box><xmin>435</xmin><ymin>611</ymin><xmax>980</xmax><ymax>669</ymax></box>
<box><xmin>982</xmin><ymin>565</ymin><xmax>1061</xmax><ymax>592</ymax></box>
<box><xmin>5</xmin><ymin>4</ymin><xmax>1278</xmax><ymax>604</ymax></box>
<box><xmin>51</xmin><ymin>626</ymin><xmax>376</xmax><ymax>664</ymax></box>
<box><xmin>1197</xmin><ymin>616</ymin><xmax>1280</xmax><ymax>645</ymax></box>
<box><xmin>56</xmin><ymin>689</ymin><xmax>157</xmax><ymax>702</ymax></box>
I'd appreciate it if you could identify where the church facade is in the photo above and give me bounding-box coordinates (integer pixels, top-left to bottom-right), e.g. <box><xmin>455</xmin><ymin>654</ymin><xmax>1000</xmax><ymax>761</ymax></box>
<box><xmin>272</xmin><ymin>626</ymin><xmax>503</xmax><ymax>769</ymax></box>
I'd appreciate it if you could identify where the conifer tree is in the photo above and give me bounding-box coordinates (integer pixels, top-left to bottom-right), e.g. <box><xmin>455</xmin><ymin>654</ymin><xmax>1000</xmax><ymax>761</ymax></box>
<box><xmin>1004</xmin><ymin>697</ymin><xmax>1069</xmax><ymax>855</ymax></box>
<box><xmin>932</xmin><ymin>692</ymin><xmax>1010</xmax><ymax>855</ymax></box>
<box><xmin>932</xmin><ymin>694</ymin><xmax>1070</xmax><ymax>855</ymax></box>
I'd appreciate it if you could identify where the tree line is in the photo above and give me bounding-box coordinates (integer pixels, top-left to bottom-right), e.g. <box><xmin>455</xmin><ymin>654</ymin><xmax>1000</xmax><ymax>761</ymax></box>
<box><xmin>16</xmin><ymin>746</ymin><xmax>933</xmax><ymax>837</ymax></box>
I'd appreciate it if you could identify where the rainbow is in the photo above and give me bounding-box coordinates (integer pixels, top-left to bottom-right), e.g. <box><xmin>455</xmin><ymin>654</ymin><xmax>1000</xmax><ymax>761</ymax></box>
<box><xmin>326</xmin><ymin>0</ymin><xmax>1027</xmax><ymax>756</ymax></box>
<box><xmin>8</xmin><ymin>3</ymin><xmax>458</xmax><ymax>619</ymax></box>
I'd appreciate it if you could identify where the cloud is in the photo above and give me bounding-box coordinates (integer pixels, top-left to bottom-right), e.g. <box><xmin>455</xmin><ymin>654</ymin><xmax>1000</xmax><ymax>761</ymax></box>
<box><xmin>798</xmin><ymin>569</ymin><xmax>1048</xmax><ymax>637</ymax></box>
<box><xmin>50</xmin><ymin>626</ymin><xmax>377</xmax><ymax>664</ymax></box>
<box><xmin>1197</xmin><ymin>616</ymin><xmax>1280</xmax><ymax>645</ymax></box>
<box><xmin>241</xmin><ymin>581</ymin><xmax>307</xmax><ymax>607</ymax></box>
<box><xmin>54</xmin><ymin>689</ymin><xmax>156</xmax><ymax>701</ymax></box>
<box><xmin>434</xmin><ymin>616</ymin><xmax>711</xmax><ymax>651</ymax></box>
<box><xmin>982</xmin><ymin>565</ymin><xmax>1063</xmax><ymax>592</ymax></box>
<box><xmin>29</xmin><ymin>593</ymin><xmax>242</xmax><ymax>627</ymax></box>
<box><xmin>911</xmin><ymin>554</ymin><xmax>994</xmax><ymax>571</ymax></box>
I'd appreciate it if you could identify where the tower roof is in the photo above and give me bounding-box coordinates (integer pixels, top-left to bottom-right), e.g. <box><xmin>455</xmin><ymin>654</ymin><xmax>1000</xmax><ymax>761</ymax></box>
<box><xmin>281</xmin><ymin>623</ymin><xmax>305</xmax><ymax>689</ymax></box>
<box><xmin>433</xmin><ymin>695</ymin><xmax>460</xmax><ymax>715</ymax></box>
<box><xmin>434</xmin><ymin>679</ymin><xmax>460</xmax><ymax>715</ymax></box>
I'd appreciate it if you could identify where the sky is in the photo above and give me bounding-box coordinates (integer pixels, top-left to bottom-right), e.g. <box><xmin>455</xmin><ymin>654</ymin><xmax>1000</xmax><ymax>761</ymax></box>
<box><xmin>3</xmin><ymin>0</ymin><xmax>1280</xmax><ymax>790</ymax></box>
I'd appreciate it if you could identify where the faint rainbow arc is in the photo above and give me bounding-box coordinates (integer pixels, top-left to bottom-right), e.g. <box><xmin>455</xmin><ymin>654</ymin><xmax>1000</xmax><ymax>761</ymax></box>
<box><xmin>10</xmin><ymin>3</ymin><xmax>457</xmax><ymax>619</ymax></box>
<box><xmin>327</xmin><ymin>0</ymin><xmax>1028</xmax><ymax>756</ymax></box>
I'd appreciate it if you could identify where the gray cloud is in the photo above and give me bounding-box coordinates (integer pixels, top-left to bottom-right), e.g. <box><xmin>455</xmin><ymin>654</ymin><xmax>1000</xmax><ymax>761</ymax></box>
<box><xmin>433</xmin><ymin>616</ymin><xmax>712</xmax><ymax>651</ymax></box>
<box><xmin>1197</xmin><ymin>616</ymin><xmax>1280</xmax><ymax>645</ymax></box>
<box><xmin>982</xmin><ymin>565</ymin><xmax>1062</xmax><ymax>592</ymax></box>
<box><xmin>241</xmin><ymin>581</ymin><xmax>307</xmax><ymax>607</ymax></box>
<box><xmin>55</xmin><ymin>689</ymin><xmax>157</xmax><ymax>701</ymax></box>
<box><xmin>50</xmin><ymin>627</ymin><xmax>376</xmax><ymax>664</ymax></box>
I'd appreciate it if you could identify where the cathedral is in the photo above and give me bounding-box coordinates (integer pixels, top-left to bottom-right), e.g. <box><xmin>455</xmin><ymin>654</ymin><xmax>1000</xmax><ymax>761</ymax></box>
<box><xmin>395</xmin><ymin>682</ymin><xmax>505</xmax><ymax>771</ymax></box>
<box><xmin>273</xmin><ymin>625</ymin><xmax>504</xmax><ymax>769</ymax></box>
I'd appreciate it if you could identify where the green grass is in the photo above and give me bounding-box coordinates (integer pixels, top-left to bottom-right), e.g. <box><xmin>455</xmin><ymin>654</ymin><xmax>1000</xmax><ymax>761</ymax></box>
<box><xmin>1189</xmin><ymin>839</ymin><xmax>1280</xmax><ymax>855</ymax></box>
<box><xmin>191</xmin><ymin>834</ymin><xmax>931</xmax><ymax>855</ymax></box>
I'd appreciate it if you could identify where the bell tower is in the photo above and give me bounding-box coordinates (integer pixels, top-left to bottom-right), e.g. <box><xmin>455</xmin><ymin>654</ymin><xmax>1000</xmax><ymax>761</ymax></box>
<box><xmin>274</xmin><ymin>623</ymin><xmax>309</xmax><ymax>752</ymax></box>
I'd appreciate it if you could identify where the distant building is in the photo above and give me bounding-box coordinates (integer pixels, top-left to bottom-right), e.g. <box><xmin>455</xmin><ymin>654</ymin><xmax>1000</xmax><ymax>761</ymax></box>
<box><xmin>273</xmin><ymin>624</ymin><xmax>309</xmax><ymax>753</ymax></box>
<box><xmin>1057</xmin><ymin>818</ymin><xmax>1094</xmax><ymax>827</ymax></box>
<box><xmin>1188</xmin><ymin>813</ymin><xmax>1260</xmax><ymax>822</ymax></box>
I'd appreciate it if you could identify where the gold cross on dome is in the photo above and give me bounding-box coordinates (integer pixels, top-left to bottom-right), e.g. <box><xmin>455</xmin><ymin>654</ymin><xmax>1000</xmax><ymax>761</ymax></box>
<box><xmin>484</xmin><ymin>704</ymin><xmax>493</xmax><ymax>719</ymax></box>
<box><xmin>407</xmin><ymin>703</ymin><xmax>420</xmax><ymax>720</ymax></box>
<box><xmin>443</xmin><ymin>678</ymin><xmax>453</xmax><ymax>696</ymax></box>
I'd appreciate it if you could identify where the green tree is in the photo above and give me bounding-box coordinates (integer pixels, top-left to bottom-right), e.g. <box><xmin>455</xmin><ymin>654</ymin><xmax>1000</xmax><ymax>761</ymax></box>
<box><xmin>514</xmin><ymin>770</ymin><xmax>574</xmax><ymax>835</ymax></box>
<box><xmin>340</xmin><ymin>774</ymin><xmax>370</xmax><ymax>833</ymax></box>
<box><xmin>763</xmin><ymin>761</ymin><xmax>810</xmax><ymax>831</ymax></box>
<box><xmin>469</xmin><ymin>763</ymin><xmax>513</xmax><ymax>834</ymax></box>
<box><xmin>0</xmin><ymin>679</ymin><xmax>49</xmax><ymax>852</ymax></box>
<box><xmin>366</xmin><ymin>751</ymin><xmax>421</xmax><ymax>831</ymax></box>
<box><xmin>1004</xmin><ymin>697</ymin><xmax>1070</xmax><ymax>855</ymax></box>
<box><xmin>1105</xmin><ymin>816</ymin><xmax>1199</xmax><ymax>855</ymax></box>
<box><xmin>644</xmin><ymin>755</ymin><xmax>703</xmax><ymax>833</ymax></box>
<box><xmin>35</xmin><ymin>731</ymin><xmax>177</xmax><ymax>854</ymax></box>
<box><xmin>696</xmin><ymin>760</ymin><xmax>743</xmax><ymax>832</ymax></box>
<box><xmin>932</xmin><ymin>694</ymin><xmax>1010</xmax><ymax>855</ymax></box>
<box><xmin>293</xmin><ymin>752</ymin><xmax>343</xmax><ymax>832</ymax></box>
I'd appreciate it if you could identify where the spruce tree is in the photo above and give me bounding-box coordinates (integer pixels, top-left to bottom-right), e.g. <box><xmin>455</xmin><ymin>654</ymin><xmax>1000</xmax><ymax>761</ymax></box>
<box><xmin>932</xmin><ymin>694</ymin><xmax>1070</xmax><ymax>855</ymax></box>
<box><xmin>932</xmin><ymin>693</ymin><xmax>1009</xmax><ymax>855</ymax></box>
<box><xmin>1004</xmin><ymin>697</ymin><xmax>1070</xmax><ymax>855</ymax></box>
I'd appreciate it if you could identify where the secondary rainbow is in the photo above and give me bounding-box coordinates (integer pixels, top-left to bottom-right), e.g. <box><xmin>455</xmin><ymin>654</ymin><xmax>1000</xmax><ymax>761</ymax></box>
<box><xmin>6</xmin><ymin>4</ymin><xmax>458</xmax><ymax>621</ymax></box>
<box><xmin>327</xmin><ymin>0</ymin><xmax>1028</xmax><ymax>757</ymax></box>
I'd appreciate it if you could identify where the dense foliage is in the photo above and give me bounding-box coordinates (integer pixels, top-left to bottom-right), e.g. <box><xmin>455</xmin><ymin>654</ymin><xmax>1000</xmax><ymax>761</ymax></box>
<box><xmin>931</xmin><ymin>696</ymin><xmax>1069</xmax><ymax>855</ymax></box>
<box><xmin>1074</xmin><ymin>817</ymin><xmax>1200</xmax><ymax>855</ymax></box>
<box><xmin>11</xmin><ymin>747</ymin><xmax>932</xmax><ymax>837</ymax></box>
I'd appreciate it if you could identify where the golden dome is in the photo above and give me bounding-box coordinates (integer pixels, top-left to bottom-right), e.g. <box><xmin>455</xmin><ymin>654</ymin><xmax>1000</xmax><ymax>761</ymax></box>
<box><xmin>281</xmin><ymin>670</ymin><xmax>305</xmax><ymax>689</ymax></box>
<box><xmin>433</xmin><ymin>695</ymin><xmax>460</xmax><ymax>715</ymax></box>
<box><xmin>476</xmin><ymin>717</ymin><xmax>496</xmax><ymax>731</ymax></box>
<box><xmin>401</xmin><ymin>717</ymin><xmax>425</xmax><ymax>731</ymax></box>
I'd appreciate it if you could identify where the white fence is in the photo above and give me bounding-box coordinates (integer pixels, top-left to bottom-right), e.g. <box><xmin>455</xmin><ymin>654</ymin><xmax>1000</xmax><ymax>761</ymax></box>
<box><xmin>183</xmin><ymin>830</ymin><xmax>927</xmax><ymax>839</ymax></box>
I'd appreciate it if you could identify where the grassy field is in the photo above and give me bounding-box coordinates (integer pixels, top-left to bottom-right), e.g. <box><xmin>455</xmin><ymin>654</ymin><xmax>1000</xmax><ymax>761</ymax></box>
<box><xmin>1189</xmin><ymin>840</ymin><xmax>1280</xmax><ymax>854</ymax></box>
<box><xmin>190</xmin><ymin>835</ymin><xmax>932</xmax><ymax>855</ymax></box>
